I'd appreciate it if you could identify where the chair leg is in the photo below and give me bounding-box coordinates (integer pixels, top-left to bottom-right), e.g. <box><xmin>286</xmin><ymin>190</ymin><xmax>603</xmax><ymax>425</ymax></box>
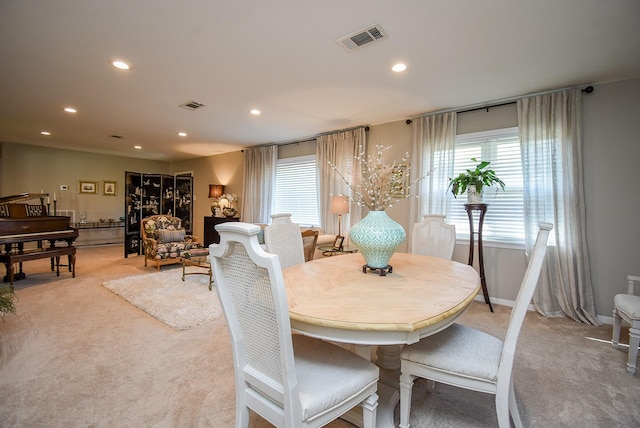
<box><xmin>495</xmin><ymin>385</ymin><xmax>511</xmax><ymax>428</ymax></box>
<box><xmin>627</xmin><ymin>325</ymin><xmax>640</xmax><ymax>374</ymax></box>
<box><xmin>237</xmin><ymin>404</ymin><xmax>250</xmax><ymax>428</ymax></box>
<box><xmin>361</xmin><ymin>392</ymin><xmax>379</xmax><ymax>428</ymax></box>
<box><xmin>508</xmin><ymin>378</ymin><xmax>523</xmax><ymax>428</ymax></box>
<box><xmin>399</xmin><ymin>371</ymin><xmax>415</xmax><ymax>428</ymax></box>
<box><xmin>612</xmin><ymin>308</ymin><xmax>622</xmax><ymax>349</ymax></box>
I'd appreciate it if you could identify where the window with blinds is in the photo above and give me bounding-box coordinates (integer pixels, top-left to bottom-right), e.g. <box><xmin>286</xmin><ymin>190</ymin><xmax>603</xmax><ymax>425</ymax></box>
<box><xmin>448</xmin><ymin>127</ymin><xmax>524</xmax><ymax>245</ymax></box>
<box><xmin>273</xmin><ymin>155</ymin><xmax>320</xmax><ymax>226</ymax></box>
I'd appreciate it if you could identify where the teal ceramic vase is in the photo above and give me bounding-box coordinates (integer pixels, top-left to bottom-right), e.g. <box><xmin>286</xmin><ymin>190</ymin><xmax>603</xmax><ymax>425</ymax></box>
<box><xmin>349</xmin><ymin>210</ymin><xmax>406</xmax><ymax>269</ymax></box>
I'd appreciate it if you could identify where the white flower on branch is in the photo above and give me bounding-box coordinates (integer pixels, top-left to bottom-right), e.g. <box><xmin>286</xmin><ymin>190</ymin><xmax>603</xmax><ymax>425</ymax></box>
<box><xmin>329</xmin><ymin>145</ymin><xmax>430</xmax><ymax>211</ymax></box>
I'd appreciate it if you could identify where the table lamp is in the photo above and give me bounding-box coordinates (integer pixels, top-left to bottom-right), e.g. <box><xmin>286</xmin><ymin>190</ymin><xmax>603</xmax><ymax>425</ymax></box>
<box><xmin>209</xmin><ymin>184</ymin><xmax>225</xmax><ymax>215</ymax></box>
<box><xmin>331</xmin><ymin>195</ymin><xmax>349</xmax><ymax>237</ymax></box>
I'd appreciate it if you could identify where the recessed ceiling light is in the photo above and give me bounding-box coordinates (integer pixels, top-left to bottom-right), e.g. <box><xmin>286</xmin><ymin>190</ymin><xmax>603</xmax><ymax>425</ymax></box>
<box><xmin>177</xmin><ymin>132</ymin><xmax>187</xmax><ymax>137</ymax></box>
<box><xmin>250</xmin><ymin>109</ymin><xmax>261</xmax><ymax>115</ymax></box>
<box><xmin>112</xmin><ymin>60</ymin><xmax>130</xmax><ymax>70</ymax></box>
<box><xmin>40</xmin><ymin>131</ymin><xmax>51</xmax><ymax>136</ymax></box>
<box><xmin>392</xmin><ymin>63</ymin><xmax>407</xmax><ymax>72</ymax></box>
<box><xmin>134</xmin><ymin>145</ymin><xmax>142</xmax><ymax>150</ymax></box>
<box><xmin>64</xmin><ymin>107</ymin><xmax>77</xmax><ymax>113</ymax></box>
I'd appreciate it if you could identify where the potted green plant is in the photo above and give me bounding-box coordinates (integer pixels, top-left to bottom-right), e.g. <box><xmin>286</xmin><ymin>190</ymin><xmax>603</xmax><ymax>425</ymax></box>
<box><xmin>448</xmin><ymin>158</ymin><xmax>505</xmax><ymax>202</ymax></box>
<box><xmin>0</xmin><ymin>286</ymin><xmax>17</xmax><ymax>318</ymax></box>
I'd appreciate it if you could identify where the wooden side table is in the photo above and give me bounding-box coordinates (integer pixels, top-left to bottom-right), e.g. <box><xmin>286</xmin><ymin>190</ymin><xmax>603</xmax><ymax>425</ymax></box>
<box><xmin>182</xmin><ymin>253</ymin><xmax>213</xmax><ymax>290</ymax></box>
<box><xmin>318</xmin><ymin>245</ymin><xmax>358</xmax><ymax>257</ymax></box>
<box><xmin>204</xmin><ymin>216</ymin><xmax>239</xmax><ymax>247</ymax></box>
<box><xmin>464</xmin><ymin>203</ymin><xmax>494</xmax><ymax>312</ymax></box>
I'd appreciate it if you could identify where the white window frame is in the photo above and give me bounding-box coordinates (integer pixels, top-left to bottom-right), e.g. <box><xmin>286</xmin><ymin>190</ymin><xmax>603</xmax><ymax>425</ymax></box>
<box><xmin>448</xmin><ymin>127</ymin><xmax>524</xmax><ymax>248</ymax></box>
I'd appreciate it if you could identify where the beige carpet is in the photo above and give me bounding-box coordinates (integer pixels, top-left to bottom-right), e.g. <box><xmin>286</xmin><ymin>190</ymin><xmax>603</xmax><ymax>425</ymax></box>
<box><xmin>103</xmin><ymin>268</ymin><xmax>221</xmax><ymax>330</ymax></box>
<box><xmin>0</xmin><ymin>245</ymin><xmax>639</xmax><ymax>427</ymax></box>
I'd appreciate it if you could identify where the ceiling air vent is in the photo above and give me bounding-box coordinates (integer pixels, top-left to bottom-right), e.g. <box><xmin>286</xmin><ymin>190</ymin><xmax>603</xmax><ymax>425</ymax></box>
<box><xmin>337</xmin><ymin>24</ymin><xmax>388</xmax><ymax>51</ymax></box>
<box><xmin>179</xmin><ymin>101</ymin><xmax>206</xmax><ymax>111</ymax></box>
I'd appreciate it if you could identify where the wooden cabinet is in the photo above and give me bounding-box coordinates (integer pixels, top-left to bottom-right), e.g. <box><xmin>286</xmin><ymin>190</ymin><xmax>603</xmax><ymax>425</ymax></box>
<box><xmin>204</xmin><ymin>216</ymin><xmax>239</xmax><ymax>247</ymax></box>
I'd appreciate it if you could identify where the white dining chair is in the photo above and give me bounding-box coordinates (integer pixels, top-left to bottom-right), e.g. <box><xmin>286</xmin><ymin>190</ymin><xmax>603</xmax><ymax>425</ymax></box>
<box><xmin>210</xmin><ymin>222</ymin><xmax>379</xmax><ymax>428</ymax></box>
<box><xmin>399</xmin><ymin>222</ymin><xmax>553</xmax><ymax>428</ymax></box>
<box><xmin>264</xmin><ymin>213</ymin><xmax>306</xmax><ymax>269</ymax></box>
<box><xmin>612</xmin><ymin>275</ymin><xmax>640</xmax><ymax>374</ymax></box>
<box><xmin>410</xmin><ymin>214</ymin><xmax>456</xmax><ymax>259</ymax></box>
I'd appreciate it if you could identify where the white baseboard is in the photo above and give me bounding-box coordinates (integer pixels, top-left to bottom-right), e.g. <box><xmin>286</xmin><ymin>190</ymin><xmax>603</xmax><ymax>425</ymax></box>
<box><xmin>597</xmin><ymin>315</ymin><xmax>614</xmax><ymax>325</ymax></box>
<box><xmin>474</xmin><ymin>295</ymin><xmax>614</xmax><ymax>325</ymax></box>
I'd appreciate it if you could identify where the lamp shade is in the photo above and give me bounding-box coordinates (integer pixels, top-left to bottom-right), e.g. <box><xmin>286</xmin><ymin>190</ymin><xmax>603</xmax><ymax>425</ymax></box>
<box><xmin>209</xmin><ymin>184</ymin><xmax>224</xmax><ymax>198</ymax></box>
<box><xmin>331</xmin><ymin>195</ymin><xmax>350</xmax><ymax>214</ymax></box>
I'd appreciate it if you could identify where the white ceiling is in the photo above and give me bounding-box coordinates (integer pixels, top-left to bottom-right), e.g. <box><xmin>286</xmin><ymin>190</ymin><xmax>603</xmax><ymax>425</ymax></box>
<box><xmin>1</xmin><ymin>0</ymin><xmax>639</xmax><ymax>162</ymax></box>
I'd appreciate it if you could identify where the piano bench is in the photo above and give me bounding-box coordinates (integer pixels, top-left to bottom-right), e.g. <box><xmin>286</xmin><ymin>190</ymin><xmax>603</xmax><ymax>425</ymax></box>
<box><xmin>0</xmin><ymin>246</ymin><xmax>76</xmax><ymax>285</ymax></box>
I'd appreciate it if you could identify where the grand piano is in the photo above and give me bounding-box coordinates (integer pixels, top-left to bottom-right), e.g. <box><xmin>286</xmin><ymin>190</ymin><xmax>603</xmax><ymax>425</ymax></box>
<box><xmin>0</xmin><ymin>193</ymin><xmax>78</xmax><ymax>285</ymax></box>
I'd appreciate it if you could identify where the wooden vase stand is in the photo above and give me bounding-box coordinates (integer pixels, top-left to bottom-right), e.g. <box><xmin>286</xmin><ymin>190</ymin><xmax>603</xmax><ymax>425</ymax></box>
<box><xmin>362</xmin><ymin>264</ymin><xmax>393</xmax><ymax>276</ymax></box>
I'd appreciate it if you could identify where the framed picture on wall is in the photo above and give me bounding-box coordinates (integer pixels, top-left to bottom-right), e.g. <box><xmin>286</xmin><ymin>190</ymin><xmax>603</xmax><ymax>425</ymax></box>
<box><xmin>79</xmin><ymin>180</ymin><xmax>98</xmax><ymax>194</ymax></box>
<box><xmin>103</xmin><ymin>181</ymin><xmax>117</xmax><ymax>196</ymax></box>
<box><xmin>390</xmin><ymin>164</ymin><xmax>409</xmax><ymax>197</ymax></box>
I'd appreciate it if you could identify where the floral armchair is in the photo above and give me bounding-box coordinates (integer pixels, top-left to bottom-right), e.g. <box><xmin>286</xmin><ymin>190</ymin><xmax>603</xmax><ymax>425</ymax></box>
<box><xmin>141</xmin><ymin>215</ymin><xmax>202</xmax><ymax>270</ymax></box>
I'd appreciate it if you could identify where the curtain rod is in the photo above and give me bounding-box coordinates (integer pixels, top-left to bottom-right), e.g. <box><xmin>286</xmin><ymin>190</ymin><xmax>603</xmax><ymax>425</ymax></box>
<box><xmin>405</xmin><ymin>84</ymin><xmax>594</xmax><ymax>124</ymax></box>
<box><xmin>245</xmin><ymin>125</ymin><xmax>370</xmax><ymax>151</ymax></box>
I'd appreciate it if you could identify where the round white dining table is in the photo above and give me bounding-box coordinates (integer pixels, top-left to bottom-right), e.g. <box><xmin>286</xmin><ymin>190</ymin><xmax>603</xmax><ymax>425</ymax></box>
<box><xmin>283</xmin><ymin>252</ymin><xmax>480</xmax><ymax>428</ymax></box>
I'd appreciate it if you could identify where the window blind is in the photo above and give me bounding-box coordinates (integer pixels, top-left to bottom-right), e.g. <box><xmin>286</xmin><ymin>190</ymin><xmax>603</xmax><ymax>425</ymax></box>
<box><xmin>449</xmin><ymin>127</ymin><xmax>524</xmax><ymax>245</ymax></box>
<box><xmin>274</xmin><ymin>155</ymin><xmax>319</xmax><ymax>226</ymax></box>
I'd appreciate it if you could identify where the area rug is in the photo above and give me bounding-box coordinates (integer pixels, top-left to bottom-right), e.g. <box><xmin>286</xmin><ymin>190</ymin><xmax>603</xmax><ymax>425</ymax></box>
<box><xmin>102</xmin><ymin>268</ymin><xmax>222</xmax><ymax>330</ymax></box>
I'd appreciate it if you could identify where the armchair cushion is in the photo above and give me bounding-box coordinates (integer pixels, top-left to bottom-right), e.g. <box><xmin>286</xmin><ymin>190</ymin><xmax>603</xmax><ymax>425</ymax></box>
<box><xmin>158</xmin><ymin>228</ymin><xmax>186</xmax><ymax>243</ymax></box>
<box><xmin>614</xmin><ymin>293</ymin><xmax>640</xmax><ymax>319</ymax></box>
<box><xmin>143</xmin><ymin>216</ymin><xmax>182</xmax><ymax>240</ymax></box>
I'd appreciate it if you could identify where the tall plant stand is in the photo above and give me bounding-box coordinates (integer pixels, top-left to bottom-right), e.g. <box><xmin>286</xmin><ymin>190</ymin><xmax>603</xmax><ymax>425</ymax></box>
<box><xmin>464</xmin><ymin>203</ymin><xmax>494</xmax><ymax>312</ymax></box>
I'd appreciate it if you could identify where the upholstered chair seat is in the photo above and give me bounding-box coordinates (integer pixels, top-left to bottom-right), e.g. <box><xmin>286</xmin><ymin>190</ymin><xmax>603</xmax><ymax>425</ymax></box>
<box><xmin>612</xmin><ymin>275</ymin><xmax>640</xmax><ymax>374</ymax></box>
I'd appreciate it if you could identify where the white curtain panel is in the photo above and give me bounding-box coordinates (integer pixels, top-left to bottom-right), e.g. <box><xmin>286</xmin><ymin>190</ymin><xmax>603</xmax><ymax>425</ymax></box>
<box><xmin>316</xmin><ymin>128</ymin><xmax>367</xmax><ymax>236</ymax></box>
<box><xmin>409</xmin><ymin>113</ymin><xmax>457</xmax><ymax>231</ymax></box>
<box><xmin>241</xmin><ymin>145</ymin><xmax>277</xmax><ymax>224</ymax></box>
<box><xmin>518</xmin><ymin>89</ymin><xmax>600</xmax><ymax>325</ymax></box>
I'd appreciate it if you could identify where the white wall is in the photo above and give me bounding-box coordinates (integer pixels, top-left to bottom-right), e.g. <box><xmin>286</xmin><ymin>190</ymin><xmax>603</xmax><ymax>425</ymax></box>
<box><xmin>583</xmin><ymin>77</ymin><xmax>640</xmax><ymax>317</ymax></box>
<box><xmin>1</xmin><ymin>143</ymin><xmax>168</xmax><ymax>222</ymax></box>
